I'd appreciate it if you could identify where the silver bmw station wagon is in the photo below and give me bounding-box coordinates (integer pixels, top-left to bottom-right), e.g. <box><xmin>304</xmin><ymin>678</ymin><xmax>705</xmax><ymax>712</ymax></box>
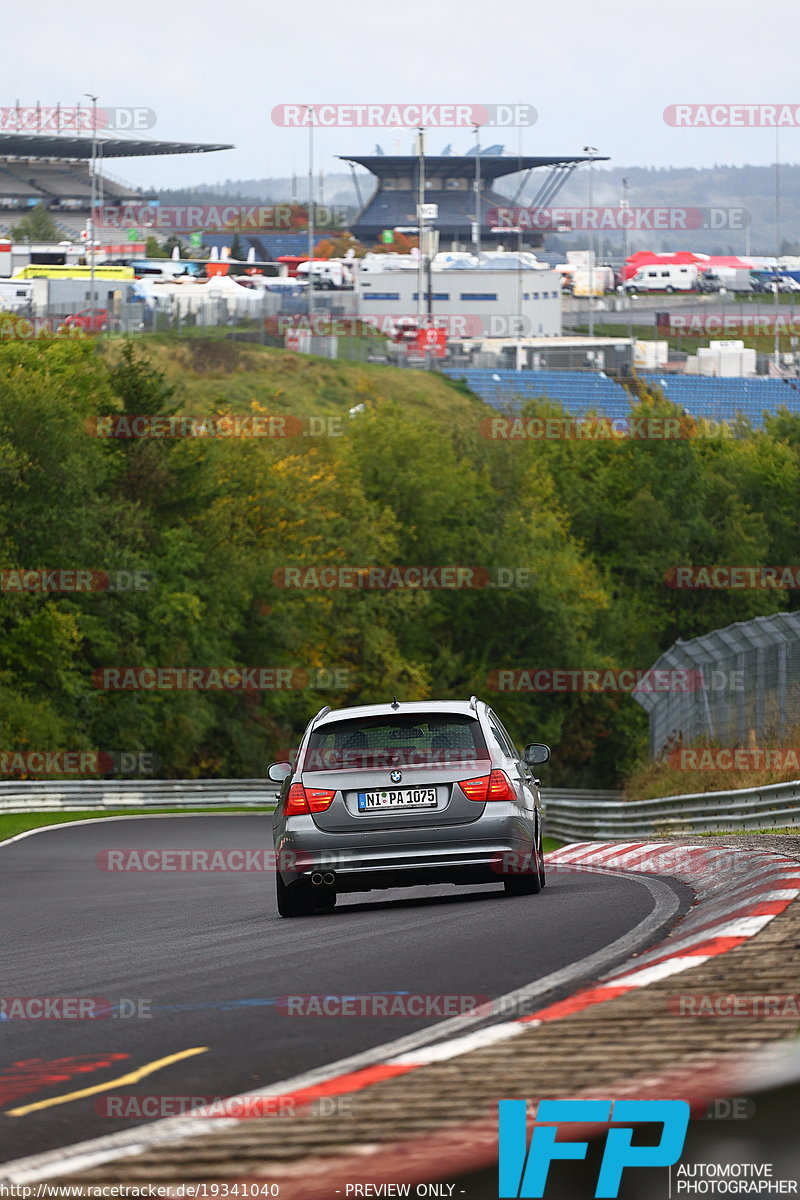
<box><xmin>268</xmin><ymin>697</ymin><xmax>550</xmax><ymax>917</ymax></box>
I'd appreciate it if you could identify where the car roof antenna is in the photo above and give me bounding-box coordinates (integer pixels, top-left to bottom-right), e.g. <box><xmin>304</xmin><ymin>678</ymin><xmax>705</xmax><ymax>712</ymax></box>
<box><xmin>390</xmin><ymin>695</ymin><xmax>400</xmax><ymax>710</ymax></box>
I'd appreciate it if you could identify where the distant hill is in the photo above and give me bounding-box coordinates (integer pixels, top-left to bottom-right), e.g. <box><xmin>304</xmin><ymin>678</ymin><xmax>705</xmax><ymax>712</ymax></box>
<box><xmin>153</xmin><ymin>163</ymin><xmax>800</xmax><ymax>256</ymax></box>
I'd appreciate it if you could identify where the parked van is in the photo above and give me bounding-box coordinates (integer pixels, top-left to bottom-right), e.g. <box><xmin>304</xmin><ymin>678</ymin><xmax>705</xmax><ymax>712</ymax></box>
<box><xmin>624</xmin><ymin>264</ymin><xmax>698</xmax><ymax>293</ymax></box>
<box><xmin>0</xmin><ymin>280</ymin><xmax>33</xmax><ymax>312</ymax></box>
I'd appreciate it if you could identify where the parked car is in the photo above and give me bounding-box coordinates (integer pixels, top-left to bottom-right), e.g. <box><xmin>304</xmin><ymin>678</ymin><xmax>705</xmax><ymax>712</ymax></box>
<box><xmin>269</xmin><ymin>698</ymin><xmax>550</xmax><ymax>917</ymax></box>
<box><xmin>59</xmin><ymin>308</ymin><xmax>111</xmax><ymax>333</ymax></box>
<box><xmin>751</xmin><ymin>272</ymin><xmax>800</xmax><ymax>294</ymax></box>
<box><xmin>696</xmin><ymin>272</ymin><xmax>722</xmax><ymax>293</ymax></box>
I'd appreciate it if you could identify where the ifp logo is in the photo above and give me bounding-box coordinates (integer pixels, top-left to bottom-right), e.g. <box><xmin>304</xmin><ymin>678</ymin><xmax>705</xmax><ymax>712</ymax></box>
<box><xmin>498</xmin><ymin>1099</ymin><xmax>690</xmax><ymax>1197</ymax></box>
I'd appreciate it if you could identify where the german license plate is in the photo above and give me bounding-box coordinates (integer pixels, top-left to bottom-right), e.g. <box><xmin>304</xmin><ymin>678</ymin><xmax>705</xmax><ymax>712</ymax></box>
<box><xmin>357</xmin><ymin>788</ymin><xmax>436</xmax><ymax>812</ymax></box>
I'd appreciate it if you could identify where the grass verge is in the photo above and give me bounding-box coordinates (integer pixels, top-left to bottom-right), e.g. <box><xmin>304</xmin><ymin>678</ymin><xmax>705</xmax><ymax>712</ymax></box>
<box><xmin>0</xmin><ymin>807</ymin><xmax>275</xmax><ymax>844</ymax></box>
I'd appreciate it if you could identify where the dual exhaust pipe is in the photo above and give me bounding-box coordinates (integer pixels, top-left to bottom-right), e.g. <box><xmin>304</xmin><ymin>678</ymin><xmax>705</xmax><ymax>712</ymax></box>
<box><xmin>310</xmin><ymin>870</ymin><xmax>336</xmax><ymax>887</ymax></box>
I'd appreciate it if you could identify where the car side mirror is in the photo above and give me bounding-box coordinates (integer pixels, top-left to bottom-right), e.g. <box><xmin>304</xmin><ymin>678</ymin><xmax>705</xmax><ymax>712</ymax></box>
<box><xmin>524</xmin><ymin>743</ymin><xmax>550</xmax><ymax>766</ymax></box>
<box><xmin>267</xmin><ymin>761</ymin><xmax>292</xmax><ymax>782</ymax></box>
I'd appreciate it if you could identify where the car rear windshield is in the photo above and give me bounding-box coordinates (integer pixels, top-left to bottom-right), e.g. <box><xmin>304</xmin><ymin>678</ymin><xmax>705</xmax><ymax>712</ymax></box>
<box><xmin>302</xmin><ymin>714</ymin><xmax>490</xmax><ymax>772</ymax></box>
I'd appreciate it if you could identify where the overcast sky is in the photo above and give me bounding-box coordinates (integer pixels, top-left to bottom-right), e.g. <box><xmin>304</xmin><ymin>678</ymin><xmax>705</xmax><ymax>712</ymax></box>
<box><xmin>7</xmin><ymin>0</ymin><xmax>800</xmax><ymax>191</ymax></box>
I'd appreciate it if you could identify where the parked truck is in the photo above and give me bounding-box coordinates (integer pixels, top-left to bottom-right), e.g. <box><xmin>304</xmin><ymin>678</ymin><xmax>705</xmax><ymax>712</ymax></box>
<box><xmin>571</xmin><ymin>265</ymin><xmax>615</xmax><ymax>297</ymax></box>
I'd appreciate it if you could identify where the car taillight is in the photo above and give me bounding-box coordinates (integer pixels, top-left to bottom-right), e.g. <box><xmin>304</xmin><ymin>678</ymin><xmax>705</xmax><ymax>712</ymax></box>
<box><xmin>284</xmin><ymin>783</ymin><xmax>309</xmax><ymax>815</ymax></box>
<box><xmin>284</xmin><ymin>783</ymin><xmax>336</xmax><ymax>815</ymax></box>
<box><xmin>305</xmin><ymin>786</ymin><xmax>336</xmax><ymax>813</ymax></box>
<box><xmin>460</xmin><ymin>774</ymin><xmax>489</xmax><ymax>802</ymax></box>
<box><xmin>486</xmin><ymin>769</ymin><xmax>517</xmax><ymax>802</ymax></box>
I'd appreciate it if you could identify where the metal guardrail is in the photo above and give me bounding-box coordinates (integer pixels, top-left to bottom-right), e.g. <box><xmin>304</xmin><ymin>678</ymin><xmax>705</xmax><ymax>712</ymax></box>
<box><xmin>3</xmin><ymin>778</ymin><xmax>798</xmax><ymax>838</ymax></box>
<box><xmin>0</xmin><ymin>779</ymin><xmax>279</xmax><ymax>814</ymax></box>
<box><xmin>541</xmin><ymin>780</ymin><xmax>800</xmax><ymax>840</ymax></box>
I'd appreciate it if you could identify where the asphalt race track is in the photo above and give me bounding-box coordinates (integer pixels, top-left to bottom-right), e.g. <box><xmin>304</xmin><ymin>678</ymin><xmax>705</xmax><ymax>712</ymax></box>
<box><xmin>0</xmin><ymin>816</ymin><xmax>691</xmax><ymax>1168</ymax></box>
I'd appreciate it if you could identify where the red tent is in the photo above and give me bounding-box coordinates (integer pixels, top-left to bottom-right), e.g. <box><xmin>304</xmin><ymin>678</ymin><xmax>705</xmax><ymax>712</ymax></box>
<box><xmin>703</xmin><ymin>255</ymin><xmax>755</xmax><ymax>270</ymax></box>
<box><xmin>623</xmin><ymin>251</ymin><xmax>707</xmax><ymax>280</ymax></box>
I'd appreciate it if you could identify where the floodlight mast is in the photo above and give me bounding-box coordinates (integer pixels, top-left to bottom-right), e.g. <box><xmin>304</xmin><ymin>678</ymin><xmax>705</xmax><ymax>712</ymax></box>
<box><xmin>583</xmin><ymin>145</ymin><xmax>599</xmax><ymax>337</ymax></box>
<box><xmin>307</xmin><ymin>105</ymin><xmax>315</xmax><ymax>318</ymax></box>
<box><xmin>417</xmin><ymin>128</ymin><xmax>425</xmax><ymax>330</ymax></box>
<box><xmin>85</xmin><ymin>93</ymin><xmax>98</xmax><ymax>307</ymax></box>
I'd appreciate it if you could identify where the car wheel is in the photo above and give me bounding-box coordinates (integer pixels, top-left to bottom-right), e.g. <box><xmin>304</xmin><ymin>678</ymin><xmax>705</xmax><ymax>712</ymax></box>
<box><xmin>503</xmin><ymin>845</ymin><xmax>542</xmax><ymax>896</ymax></box>
<box><xmin>276</xmin><ymin>873</ymin><xmax>316</xmax><ymax>917</ymax></box>
<box><xmin>537</xmin><ymin>830</ymin><xmax>547</xmax><ymax>890</ymax></box>
<box><xmin>665</xmin><ymin>286</ymin><xmax>674</xmax><ymax>293</ymax></box>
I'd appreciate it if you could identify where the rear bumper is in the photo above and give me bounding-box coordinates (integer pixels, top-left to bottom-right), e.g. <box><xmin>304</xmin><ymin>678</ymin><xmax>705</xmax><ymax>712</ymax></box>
<box><xmin>274</xmin><ymin>813</ymin><xmax>537</xmax><ymax>891</ymax></box>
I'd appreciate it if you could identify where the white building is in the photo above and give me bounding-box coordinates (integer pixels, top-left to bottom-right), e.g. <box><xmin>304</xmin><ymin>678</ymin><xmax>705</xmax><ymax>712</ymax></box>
<box><xmin>355</xmin><ymin>251</ymin><xmax>562</xmax><ymax>339</ymax></box>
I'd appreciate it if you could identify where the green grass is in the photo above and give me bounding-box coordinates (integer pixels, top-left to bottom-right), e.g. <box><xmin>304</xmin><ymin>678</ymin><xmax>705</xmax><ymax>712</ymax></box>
<box><xmin>542</xmin><ymin>836</ymin><xmax>562</xmax><ymax>853</ymax></box>
<box><xmin>577</xmin><ymin>316</ymin><xmax>800</xmax><ymax>356</ymax></box>
<box><xmin>96</xmin><ymin>337</ymin><xmax>483</xmax><ymax>428</ymax></box>
<box><xmin>0</xmin><ymin>807</ymin><xmax>274</xmax><ymax>843</ymax></box>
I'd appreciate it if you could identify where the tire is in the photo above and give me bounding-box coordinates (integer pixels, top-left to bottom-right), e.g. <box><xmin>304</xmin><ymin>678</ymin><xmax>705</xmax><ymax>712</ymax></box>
<box><xmin>665</xmin><ymin>286</ymin><xmax>674</xmax><ymax>293</ymax></box>
<box><xmin>276</xmin><ymin>873</ymin><xmax>316</xmax><ymax>917</ymax></box>
<box><xmin>503</xmin><ymin>844</ymin><xmax>542</xmax><ymax>896</ymax></box>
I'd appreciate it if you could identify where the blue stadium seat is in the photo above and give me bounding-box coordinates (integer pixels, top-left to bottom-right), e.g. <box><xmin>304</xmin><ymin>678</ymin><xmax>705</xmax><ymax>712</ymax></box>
<box><xmin>639</xmin><ymin>374</ymin><xmax>800</xmax><ymax>426</ymax></box>
<box><xmin>442</xmin><ymin>368</ymin><xmax>800</xmax><ymax>428</ymax></box>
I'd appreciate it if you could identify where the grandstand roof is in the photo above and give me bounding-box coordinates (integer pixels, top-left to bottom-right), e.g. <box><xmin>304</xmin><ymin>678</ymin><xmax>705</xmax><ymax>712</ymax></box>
<box><xmin>340</xmin><ymin>153</ymin><xmax>606</xmax><ymax>183</ymax></box>
<box><xmin>0</xmin><ymin>133</ymin><xmax>233</xmax><ymax>160</ymax></box>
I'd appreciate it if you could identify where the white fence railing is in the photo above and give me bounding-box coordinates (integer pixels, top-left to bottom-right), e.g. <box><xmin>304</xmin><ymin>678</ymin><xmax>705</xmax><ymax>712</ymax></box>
<box><xmin>541</xmin><ymin>780</ymin><xmax>800</xmax><ymax>840</ymax></box>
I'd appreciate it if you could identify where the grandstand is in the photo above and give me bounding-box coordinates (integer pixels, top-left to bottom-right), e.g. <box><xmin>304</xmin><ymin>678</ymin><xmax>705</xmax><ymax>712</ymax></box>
<box><xmin>0</xmin><ymin>131</ymin><xmax>232</xmax><ymax>240</ymax></box>
<box><xmin>639</xmin><ymin>374</ymin><xmax>800</xmax><ymax>424</ymax></box>
<box><xmin>341</xmin><ymin>151</ymin><xmax>606</xmax><ymax>249</ymax></box>
<box><xmin>202</xmin><ymin>232</ymin><xmax>311</xmax><ymax>259</ymax></box>
<box><xmin>442</xmin><ymin>368</ymin><xmax>800</xmax><ymax>426</ymax></box>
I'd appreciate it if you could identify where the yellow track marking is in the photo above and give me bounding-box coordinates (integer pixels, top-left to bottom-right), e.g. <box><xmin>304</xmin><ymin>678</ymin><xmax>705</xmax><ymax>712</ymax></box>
<box><xmin>5</xmin><ymin>1046</ymin><xmax>208</xmax><ymax>1117</ymax></box>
